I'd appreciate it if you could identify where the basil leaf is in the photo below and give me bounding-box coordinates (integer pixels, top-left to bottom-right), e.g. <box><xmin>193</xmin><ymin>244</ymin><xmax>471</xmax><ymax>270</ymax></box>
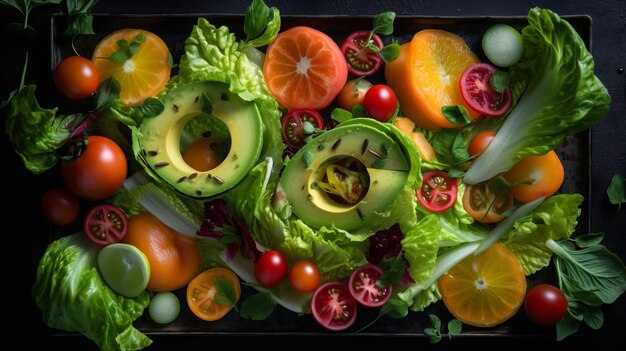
<box><xmin>376</xmin><ymin>256</ymin><xmax>405</xmax><ymax>287</ymax></box>
<box><xmin>447</xmin><ymin>319</ymin><xmax>462</xmax><ymax>336</ymax></box>
<box><xmin>244</xmin><ymin>0</ymin><xmax>271</xmax><ymax>41</ymax></box>
<box><xmin>607</xmin><ymin>174</ymin><xmax>626</xmax><ymax>211</ymax></box>
<box><xmin>556</xmin><ymin>311</ymin><xmax>581</xmax><ymax>341</ymax></box>
<box><xmin>490</xmin><ymin>70</ymin><xmax>510</xmax><ymax>94</ymax></box>
<box><xmin>214</xmin><ymin>278</ymin><xmax>238</xmax><ymax>310</ymax></box>
<box><xmin>372</xmin><ymin>11</ymin><xmax>395</xmax><ymax>36</ymax></box>
<box><xmin>94</xmin><ymin>77</ymin><xmax>121</xmax><ymax>111</ymax></box>
<box><xmin>376</xmin><ymin>40</ymin><xmax>400</xmax><ymax>62</ymax></box>
<box><xmin>64</xmin><ymin>0</ymin><xmax>99</xmax><ymax>36</ymax></box>
<box><xmin>352</xmin><ymin>104</ymin><xmax>368</xmax><ymax>118</ymax></box>
<box><xmin>575</xmin><ymin>232</ymin><xmax>604</xmax><ymax>248</ymax></box>
<box><xmin>331</xmin><ymin>108</ymin><xmax>353</xmax><ymax>123</ymax></box>
<box><xmin>380</xmin><ymin>298</ymin><xmax>408</xmax><ymax>319</ymax></box>
<box><xmin>441</xmin><ymin>105</ymin><xmax>473</xmax><ymax>126</ymax></box>
<box><xmin>240</xmin><ymin>292</ymin><xmax>275</xmax><ymax>320</ymax></box>
<box><xmin>138</xmin><ymin>98</ymin><xmax>164</xmax><ymax>118</ymax></box>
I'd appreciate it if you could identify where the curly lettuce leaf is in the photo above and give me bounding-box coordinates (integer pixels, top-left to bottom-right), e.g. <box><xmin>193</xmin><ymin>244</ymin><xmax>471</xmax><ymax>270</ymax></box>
<box><xmin>501</xmin><ymin>194</ymin><xmax>583</xmax><ymax>275</ymax></box>
<box><xmin>3</xmin><ymin>85</ymin><xmax>86</xmax><ymax>174</ymax></box>
<box><xmin>33</xmin><ymin>233</ymin><xmax>151</xmax><ymax>351</ymax></box>
<box><xmin>465</xmin><ymin>8</ymin><xmax>611</xmax><ymax>184</ymax></box>
<box><xmin>397</xmin><ymin>282</ymin><xmax>441</xmax><ymax>312</ymax></box>
<box><xmin>401</xmin><ymin>215</ymin><xmax>440</xmax><ymax>285</ymax></box>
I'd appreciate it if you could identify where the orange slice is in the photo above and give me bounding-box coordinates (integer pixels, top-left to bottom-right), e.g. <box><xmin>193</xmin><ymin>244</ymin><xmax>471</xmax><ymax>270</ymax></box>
<box><xmin>385</xmin><ymin>29</ymin><xmax>480</xmax><ymax>130</ymax></box>
<box><xmin>92</xmin><ymin>29</ymin><xmax>171</xmax><ymax>106</ymax></box>
<box><xmin>438</xmin><ymin>243</ymin><xmax>527</xmax><ymax>327</ymax></box>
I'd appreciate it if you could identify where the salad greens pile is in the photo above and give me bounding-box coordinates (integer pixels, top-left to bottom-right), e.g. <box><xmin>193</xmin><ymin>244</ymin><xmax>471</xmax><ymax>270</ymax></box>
<box><xmin>20</xmin><ymin>0</ymin><xmax>624</xmax><ymax>349</ymax></box>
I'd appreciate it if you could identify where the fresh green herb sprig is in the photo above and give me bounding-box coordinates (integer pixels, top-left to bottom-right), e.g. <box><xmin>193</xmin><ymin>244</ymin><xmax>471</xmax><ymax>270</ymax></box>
<box><xmin>423</xmin><ymin>314</ymin><xmax>462</xmax><ymax>344</ymax></box>
<box><xmin>356</xmin><ymin>11</ymin><xmax>400</xmax><ymax>63</ymax></box>
<box><xmin>240</xmin><ymin>0</ymin><xmax>281</xmax><ymax>49</ymax></box>
<box><xmin>98</xmin><ymin>33</ymin><xmax>146</xmax><ymax>62</ymax></box>
<box><xmin>356</xmin><ymin>297</ymin><xmax>409</xmax><ymax>333</ymax></box>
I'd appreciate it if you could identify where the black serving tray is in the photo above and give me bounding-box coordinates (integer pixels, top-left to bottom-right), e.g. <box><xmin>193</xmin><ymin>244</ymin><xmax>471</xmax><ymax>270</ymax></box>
<box><xmin>47</xmin><ymin>13</ymin><xmax>592</xmax><ymax>339</ymax></box>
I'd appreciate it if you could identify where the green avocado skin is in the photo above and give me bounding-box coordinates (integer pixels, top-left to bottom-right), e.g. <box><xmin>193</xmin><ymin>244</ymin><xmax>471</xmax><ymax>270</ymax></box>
<box><xmin>280</xmin><ymin>120</ymin><xmax>409</xmax><ymax>231</ymax></box>
<box><xmin>138</xmin><ymin>81</ymin><xmax>263</xmax><ymax>198</ymax></box>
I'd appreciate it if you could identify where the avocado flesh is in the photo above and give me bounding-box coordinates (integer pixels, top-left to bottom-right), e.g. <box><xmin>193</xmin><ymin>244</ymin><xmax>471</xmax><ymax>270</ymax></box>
<box><xmin>280</xmin><ymin>123</ymin><xmax>409</xmax><ymax>230</ymax></box>
<box><xmin>139</xmin><ymin>81</ymin><xmax>263</xmax><ymax>198</ymax></box>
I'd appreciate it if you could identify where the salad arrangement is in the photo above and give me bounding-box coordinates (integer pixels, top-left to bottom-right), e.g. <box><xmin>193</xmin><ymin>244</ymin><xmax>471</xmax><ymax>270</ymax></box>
<box><xmin>2</xmin><ymin>0</ymin><xmax>625</xmax><ymax>350</ymax></box>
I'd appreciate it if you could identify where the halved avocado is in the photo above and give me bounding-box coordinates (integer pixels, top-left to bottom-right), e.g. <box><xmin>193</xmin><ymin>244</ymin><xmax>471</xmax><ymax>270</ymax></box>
<box><xmin>138</xmin><ymin>81</ymin><xmax>263</xmax><ymax>198</ymax></box>
<box><xmin>279</xmin><ymin>122</ymin><xmax>409</xmax><ymax>230</ymax></box>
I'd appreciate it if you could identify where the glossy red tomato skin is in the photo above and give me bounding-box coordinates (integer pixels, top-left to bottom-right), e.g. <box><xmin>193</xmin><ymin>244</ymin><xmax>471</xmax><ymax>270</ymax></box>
<box><xmin>524</xmin><ymin>284</ymin><xmax>568</xmax><ymax>326</ymax></box>
<box><xmin>468</xmin><ymin>131</ymin><xmax>497</xmax><ymax>157</ymax></box>
<box><xmin>459</xmin><ymin>63</ymin><xmax>512</xmax><ymax>117</ymax></box>
<box><xmin>311</xmin><ymin>281</ymin><xmax>358</xmax><ymax>331</ymax></box>
<box><xmin>281</xmin><ymin>109</ymin><xmax>325</xmax><ymax>150</ymax></box>
<box><xmin>254</xmin><ymin>250</ymin><xmax>288</xmax><ymax>288</ymax></box>
<box><xmin>348</xmin><ymin>263</ymin><xmax>392</xmax><ymax>307</ymax></box>
<box><xmin>288</xmin><ymin>260</ymin><xmax>321</xmax><ymax>293</ymax></box>
<box><xmin>41</xmin><ymin>187</ymin><xmax>80</xmax><ymax>226</ymax></box>
<box><xmin>362</xmin><ymin>84</ymin><xmax>397</xmax><ymax>122</ymax></box>
<box><xmin>61</xmin><ymin>136</ymin><xmax>127</xmax><ymax>200</ymax></box>
<box><xmin>54</xmin><ymin>56</ymin><xmax>100</xmax><ymax>100</ymax></box>
<box><xmin>83</xmin><ymin>204</ymin><xmax>128</xmax><ymax>246</ymax></box>
<box><xmin>340</xmin><ymin>30</ymin><xmax>384</xmax><ymax>77</ymax></box>
<box><xmin>417</xmin><ymin>170</ymin><xmax>458</xmax><ymax>213</ymax></box>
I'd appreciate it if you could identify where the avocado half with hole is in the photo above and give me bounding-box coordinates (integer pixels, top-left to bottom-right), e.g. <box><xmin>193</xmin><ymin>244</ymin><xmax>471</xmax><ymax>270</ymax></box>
<box><xmin>279</xmin><ymin>120</ymin><xmax>410</xmax><ymax>231</ymax></box>
<box><xmin>138</xmin><ymin>81</ymin><xmax>263</xmax><ymax>198</ymax></box>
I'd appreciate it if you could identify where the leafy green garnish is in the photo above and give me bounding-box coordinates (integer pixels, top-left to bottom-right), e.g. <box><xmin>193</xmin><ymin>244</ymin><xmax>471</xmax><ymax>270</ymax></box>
<box><xmin>607</xmin><ymin>174</ymin><xmax>626</xmax><ymax>211</ymax></box>
<box><xmin>241</xmin><ymin>0</ymin><xmax>280</xmax><ymax>48</ymax></box>
<box><xmin>489</xmin><ymin>70</ymin><xmax>510</xmax><ymax>94</ymax></box>
<box><xmin>64</xmin><ymin>0</ymin><xmax>100</xmax><ymax>36</ymax></box>
<box><xmin>138</xmin><ymin>98</ymin><xmax>165</xmax><ymax>118</ymax></box>
<box><xmin>441</xmin><ymin>105</ymin><xmax>473</xmax><ymax>126</ymax></box>
<box><xmin>356</xmin><ymin>298</ymin><xmax>408</xmax><ymax>332</ymax></box>
<box><xmin>376</xmin><ymin>255</ymin><xmax>405</xmax><ymax>287</ymax></box>
<box><xmin>99</xmin><ymin>33</ymin><xmax>146</xmax><ymax>62</ymax></box>
<box><xmin>423</xmin><ymin>314</ymin><xmax>462</xmax><ymax>343</ymax></box>
<box><xmin>213</xmin><ymin>278</ymin><xmax>239</xmax><ymax>311</ymax></box>
<box><xmin>240</xmin><ymin>292</ymin><xmax>276</xmax><ymax>320</ymax></box>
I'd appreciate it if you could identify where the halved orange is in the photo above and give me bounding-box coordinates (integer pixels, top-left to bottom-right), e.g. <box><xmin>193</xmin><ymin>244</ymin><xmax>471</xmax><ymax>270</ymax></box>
<box><xmin>263</xmin><ymin>26</ymin><xmax>348</xmax><ymax>111</ymax></box>
<box><xmin>438</xmin><ymin>243</ymin><xmax>527</xmax><ymax>327</ymax></box>
<box><xmin>92</xmin><ymin>28</ymin><xmax>171</xmax><ymax>106</ymax></box>
<box><xmin>385</xmin><ymin>29</ymin><xmax>480</xmax><ymax>130</ymax></box>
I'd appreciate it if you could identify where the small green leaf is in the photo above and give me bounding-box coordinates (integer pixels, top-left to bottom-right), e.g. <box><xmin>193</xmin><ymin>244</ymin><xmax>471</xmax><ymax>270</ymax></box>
<box><xmin>451</xmin><ymin>131</ymin><xmax>470</xmax><ymax>164</ymax></box>
<box><xmin>424</xmin><ymin>328</ymin><xmax>442</xmax><ymax>344</ymax></box>
<box><xmin>556</xmin><ymin>311</ymin><xmax>581</xmax><ymax>341</ymax></box>
<box><xmin>607</xmin><ymin>174</ymin><xmax>626</xmax><ymax>211</ymax></box>
<box><xmin>447</xmin><ymin>167</ymin><xmax>466</xmax><ymax>179</ymax></box>
<box><xmin>352</xmin><ymin>104</ymin><xmax>368</xmax><ymax>118</ymax></box>
<box><xmin>375</xmin><ymin>40</ymin><xmax>400</xmax><ymax>62</ymax></box>
<box><xmin>441</xmin><ymin>105</ymin><xmax>473</xmax><ymax>126</ymax></box>
<box><xmin>428</xmin><ymin>313</ymin><xmax>441</xmax><ymax>331</ymax></box>
<box><xmin>380</xmin><ymin>298</ymin><xmax>408</xmax><ymax>319</ymax></box>
<box><xmin>106</xmin><ymin>49</ymin><xmax>130</xmax><ymax>62</ymax></box>
<box><xmin>64</xmin><ymin>13</ymin><xmax>95</xmax><ymax>36</ymax></box>
<box><xmin>372</xmin><ymin>11</ymin><xmax>395</xmax><ymax>36</ymax></box>
<box><xmin>331</xmin><ymin>108</ymin><xmax>353</xmax><ymax>123</ymax></box>
<box><xmin>94</xmin><ymin>77</ymin><xmax>121</xmax><ymax>111</ymax></box>
<box><xmin>240</xmin><ymin>292</ymin><xmax>276</xmax><ymax>320</ymax></box>
<box><xmin>214</xmin><ymin>278</ymin><xmax>238</xmax><ymax>311</ymax></box>
<box><xmin>447</xmin><ymin>319</ymin><xmax>462</xmax><ymax>336</ymax></box>
<box><xmin>202</xmin><ymin>92</ymin><xmax>213</xmax><ymax>115</ymax></box>
<box><xmin>139</xmin><ymin>98</ymin><xmax>164</xmax><ymax>118</ymax></box>
<box><xmin>376</xmin><ymin>256</ymin><xmax>405</xmax><ymax>287</ymax></box>
<box><xmin>575</xmin><ymin>232</ymin><xmax>604</xmax><ymax>248</ymax></box>
<box><xmin>244</xmin><ymin>0</ymin><xmax>271</xmax><ymax>41</ymax></box>
<box><xmin>582</xmin><ymin>305</ymin><xmax>603</xmax><ymax>329</ymax></box>
<box><xmin>490</xmin><ymin>70</ymin><xmax>510</xmax><ymax>93</ymax></box>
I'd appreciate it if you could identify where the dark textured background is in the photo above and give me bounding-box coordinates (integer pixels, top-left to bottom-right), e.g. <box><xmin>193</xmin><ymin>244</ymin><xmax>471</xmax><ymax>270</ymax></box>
<box><xmin>2</xmin><ymin>0</ymin><xmax>625</xmax><ymax>350</ymax></box>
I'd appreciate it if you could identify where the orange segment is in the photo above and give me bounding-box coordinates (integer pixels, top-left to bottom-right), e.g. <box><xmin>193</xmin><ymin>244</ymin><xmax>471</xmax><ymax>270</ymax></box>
<box><xmin>92</xmin><ymin>29</ymin><xmax>171</xmax><ymax>106</ymax></box>
<box><xmin>386</xmin><ymin>29</ymin><xmax>479</xmax><ymax>130</ymax></box>
<box><xmin>438</xmin><ymin>243</ymin><xmax>527</xmax><ymax>327</ymax></box>
<box><xmin>263</xmin><ymin>26</ymin><xmax>348</xmax><ymax>110</ymax></box>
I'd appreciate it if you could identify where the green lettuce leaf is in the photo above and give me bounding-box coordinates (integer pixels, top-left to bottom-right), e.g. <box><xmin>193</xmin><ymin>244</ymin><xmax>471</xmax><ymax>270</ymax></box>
<box><xmin>397</xmin><ymin>282</ymin><xmax>441</xmax><ymax>312</ymax></box>
<box><xmin>3</xmin><ymin>85</ymin><xmax>86</xmax><ymax>174</ymax></box>
<box><xmin>501</xmin><ymin>194</ymin><xmax>583</xmax><ymax>275</ymax></box>
<box><xmin>33</xmin><ymin>234</ymin><xmax>151</xmax><ymax>351</ymax></box>
<box><xmin>464</xmin><ymin>8</ymin><xmax>611</xmax><ymax>184</ymax></box>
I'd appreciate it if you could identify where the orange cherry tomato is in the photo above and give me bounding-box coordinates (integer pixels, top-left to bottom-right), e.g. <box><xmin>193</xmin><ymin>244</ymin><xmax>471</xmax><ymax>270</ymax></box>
<box><xmin>468</xmin><ymin>131</ymin><xmax>497</xmax><ymax>158</ymax></box>
<box><xmin>462</xmin><ymin>183</ymin><xmax>513</xmax><ymax>224</ymax></box>
<box><xmin>336</xmin><ymin>78</ymin><xmax>372</xmax><ymax>111</ymax></box>
<box><xmin>123</xmin><ymin>213</ymin><xmax>201</xmax><ymax>292</ymax></box>
<box><xmin>186</xmin><ymin>268</ymin><xmax>241</xmax><ymax>322</ymax></box>
<box><xmin>288</xmin><ymin>260</ymin><xmax>321</xmax><ymax>293</ymax></box>
<box><xmin>503</xmin><ymin>150</ymin><xmax>565</xmax><ymax>203</ymax></box>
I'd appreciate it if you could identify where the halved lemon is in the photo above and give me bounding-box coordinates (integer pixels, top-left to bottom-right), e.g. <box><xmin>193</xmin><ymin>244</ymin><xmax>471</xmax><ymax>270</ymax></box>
<box><xmin>438</xmin><ymin>243</ymin><xmax>527</xmax><ymax>327</ymax></box>
<box><xmin>98</xmin><ymin>243</ymin><xmax>150</xmax><ymax>298</ymax></box>
<box><xmin>92</xmin><ymin>28</ymin><xmax>171</xmax><ymax>106</ymax></box>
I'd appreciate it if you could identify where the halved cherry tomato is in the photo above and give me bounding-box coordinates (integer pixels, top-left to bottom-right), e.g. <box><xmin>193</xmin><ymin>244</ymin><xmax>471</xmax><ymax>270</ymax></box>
<box><xmin>348</xmin><ymin>263</ymin><xmax>391</xmax><ymax>307</ymax></box>
<box><xmin>311</xmin><ymin>281</ymin><xmax>358</xmax><ymax>331</ymax></box>
<box><xmin>41</xmin><ymin>187</ymin><xmax>80</xmax><ymax>226</ymax></box>
<box><xmin>186</xmin><ymin>268</ymin><xmax>241</xmax><ymax>321</ymax></box>
<box><xmin>288</xmin><ymin>260</ymin><xmax>321</xmax><ymax>293</ymax></box>
<box><xmin>255</xmin><ymin>250</ymin><xmax>288</xmax><ymax>288</ymax></box>
<box><xmin>417</xmin><ymin>171</ymin><xmax>458</xmax><ymax>213</ymax></box>
<box><xmin>468</xmin><ymin>131</ymin><xmax>497</xmax><ymax>158</ymax></box>
<box><xmin>83</xmin><ymin>204</ymin><xmax>128</xmax><ymax>246</ymax></box>
<box><xmin>503</xmin><ymin>150</ymin><xmax>564</xmax><ymax>203</ymax></box>
<box><xmin>340</xmin><ymin>30</ymin><xmax>384</xmax><ymax>77</ymax></box>
<box><xmin>336</xmin><ymin>78</ymin><xmax>372</xmax><ymax>111</ymax></box>
<box><xmin>281</xmin><ymin>109</ymin><xmax>325</xmax><ymax>150</ymax></box>
<box><xmin>459</xmin><ymin>63</ymin><xmax>512</xmax><ymax>117</ymax></box>
<box><xmin>462</xmin><ymin>182</ymin><xmax>514</xmax><ymax>223</ymax></box>
<box><xmin>362</xmin><ymin>84</ymin><xmax>397</xmax><ymax>122</ymax></box>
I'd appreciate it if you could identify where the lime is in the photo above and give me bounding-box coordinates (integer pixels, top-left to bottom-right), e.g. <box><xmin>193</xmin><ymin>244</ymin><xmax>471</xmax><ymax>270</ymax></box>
<box><xmin>98</xmin><ymin>243</ymin><xmax>150</xmax><ymax>298</ymax></box>
<box><xmin>149</xmin><ymin>292</ymin><xmax>180</xmax><ymax>324</ymax></box>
